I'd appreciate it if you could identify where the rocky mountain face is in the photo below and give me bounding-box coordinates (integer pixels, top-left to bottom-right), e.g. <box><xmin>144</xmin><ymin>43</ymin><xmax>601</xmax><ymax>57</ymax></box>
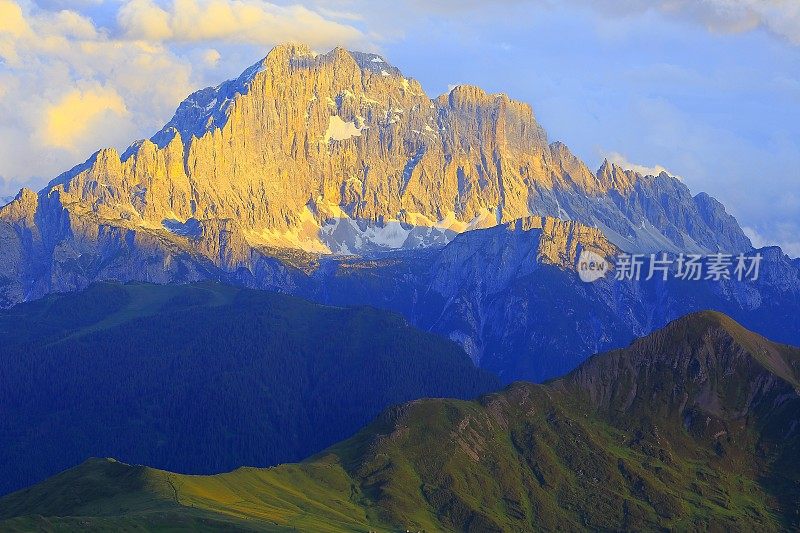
<box><xmin>0</xmin><ymin>195</ymin><xmax>796</xmax><ymax>384</ymax></box>
<box><xmin>0</xmin><ymin>44</ymin><xmax>748</xmax><ymax>262</ymax></box>
<box><xmin>3</xmin><ymin>312</ymin><xmax>798</xmax><ymax>531</ymax></box>
<box><xmin>50</xmin><ymin>42</ymin><xmax>746</xmax><ymax>253</ymax></box>
<box><xmin>0</xmin><ymin>43</ymin><xmax>792</xmax><ymax>383</ymax></box>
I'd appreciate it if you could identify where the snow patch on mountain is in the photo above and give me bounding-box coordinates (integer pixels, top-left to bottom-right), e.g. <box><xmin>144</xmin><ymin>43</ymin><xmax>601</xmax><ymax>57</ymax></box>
<box><xmin>324</xmin><ymin>116</ymin><xmax>364</xmax><ymax>142</ymax></box>
<box><xmin>243</xmin><ymin>197</ymin><xmax>488</xmax><ymax>255</ymax></box>
<box><xmin>319</xmin><ymin>218</ymin><xmax>456</xmax><ymax>255</ymax></box>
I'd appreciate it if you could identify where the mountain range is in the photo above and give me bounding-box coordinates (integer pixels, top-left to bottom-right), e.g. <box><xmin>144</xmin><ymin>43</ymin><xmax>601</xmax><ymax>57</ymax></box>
<box><xmin>0</xmin><ymin>43</ymin><xmax>751</xmax><ymax>263</ymax></box>
<box><xmin>2</xmin><ymin>311</ymin><xmax>797</xmax><ymax>531</ymax></box>
<box><xmin>0</xmin><ymin>43</ymin><xmax>796</xmax><ymax>384</ymax></box>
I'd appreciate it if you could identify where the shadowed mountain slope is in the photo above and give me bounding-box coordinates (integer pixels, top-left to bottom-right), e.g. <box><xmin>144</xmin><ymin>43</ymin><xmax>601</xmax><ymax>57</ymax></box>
<box><xmin>0</xmin><ymin>282</ymin><xmax>499</xmax><ymax>497</ymax></box>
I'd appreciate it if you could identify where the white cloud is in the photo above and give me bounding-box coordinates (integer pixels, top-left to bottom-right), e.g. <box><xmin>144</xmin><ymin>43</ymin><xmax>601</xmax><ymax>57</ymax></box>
<box><xmin>602</xmin><ymin>151</ymin><xmax>681</xmax><ymax>179</ymax></box>
<box><xmin>118</xmin><ymin>0</ymin><xmax>172</xmax><ymax>41</ymax></box>
<box><xmin>202</xmin><ymin>48</ymin><xmax>221</xmax><ymax>67</ymax></box>
<box><xmin>340</xmin><ymin>0</ymin><xmax>800</xmax><ymax>45</ymax></box>
<box><xmin>0</xmin><ymin>0</ymin><xmax>31</xmax><ymax>63</ymax></box>
<box><xmin>0</xmin><ymin>0</ymin><xmax>194</xmax><ymax>194</ymax></box>
<box><xmin>671</xmin><ymin>0</ymin><xmax>800</xmax><ymax>44</ymax></box>
<box><xmin>117</xmin><ymin>0</ymin><xmax>367</xmax><ymax>48</ymax></box>
<box><xmin>574</xmin><ymin>0</ymin><xmax>800</xmax><ymax>45</ymax></box>
<box><xmin>42</xmin><ymin>86</ymin><xmax>129</xmax><ymax>149</ymax></box>
<box><xmin>0</xmin><ymin>0</ymin><xmax>28</xmax><ymax>35</ymax></box>
<box><xmin>743</xmin><ymin>224</ymin><xmax>800</xmax><ymax>258</ymax></box>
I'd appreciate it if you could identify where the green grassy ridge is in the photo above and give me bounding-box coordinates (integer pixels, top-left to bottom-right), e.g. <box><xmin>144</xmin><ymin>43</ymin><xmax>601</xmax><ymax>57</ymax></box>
<box><xmin>0</xmin><ymin>458</ymin><xmax>383</xmax><ymax>532</ymax></box>
<box><xmin>1</xmin><ymin>385</ymin><xmax>788</xmax><ymax>531</ymax></box>
<box><xmin>334</xmin><ymin>384</ymin><xmax>785</xmax><ymax>531</ymax></box>
<box><xmin>2</xmin><ymin>310</ymin><xmax>799</xmax><ymax>531</ymax></box>
<box><xmin>556</xmin><ymin>311</ymin><xmax>800</xmax><ymax>454</ymax></box>
<box><xmin>653</xmin><ymin>311</ymin><xmax>800</xmax><ymax>389</ymax></box>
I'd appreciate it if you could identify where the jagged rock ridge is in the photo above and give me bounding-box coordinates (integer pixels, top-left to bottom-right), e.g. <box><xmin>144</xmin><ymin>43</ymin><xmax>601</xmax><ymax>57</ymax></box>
<box><xmin>3</xmin><ymin>44</ymin><xmax>749</xmax><ymax>264</ymax></box>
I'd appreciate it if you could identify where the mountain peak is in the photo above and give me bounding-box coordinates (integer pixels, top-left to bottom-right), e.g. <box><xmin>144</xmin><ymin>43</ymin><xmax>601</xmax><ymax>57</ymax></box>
<box><xmin>0</xmin><ymin>44</ymin><xmax>760</xmax><ymax>308</ymax></box>
<box><xmin>561</xmin><ymin>310</ymin><xmax>800</xmax><ymax>427</ymax></box>
<box><xmin>666</xmin><ymin>309</ymin><xmax>741</xmax><ymax>333</ymax></box>
<box><xmin>657</xmin><ymin>310</ymin><xmax>760</xmax><ymax>348</ymax></box>
<box><xmin>0</xmin><ymin>187</ymin><xmax>38</xmax><ymax>225</ymax></box>
<box><xmin>596</xmin><ymin>158</ymin><xmax>639</xmax><ymax>191</ymax></box>
<box><xmin>442</xmin><ymin>84</ymin><xmax>526</xmax><ymax>109</ymax></box>
<box><xmin>347</xmin><ymin>49</ymin><xmax>402</xmax><ymax>76</ymax></box>
<box><xmin>660</xmin><ymin>311</ymin><xmax>799</xmax><ymax>386</ymax></box>
<box><xmin>263</xmin><ymin>43</ymin><xmax>406</xmax><ymax>78</ymax></box>
<box><xmin>266</xmin><ymin>42</ymin><xmax>315</xmax><ymax>59</ymax></box>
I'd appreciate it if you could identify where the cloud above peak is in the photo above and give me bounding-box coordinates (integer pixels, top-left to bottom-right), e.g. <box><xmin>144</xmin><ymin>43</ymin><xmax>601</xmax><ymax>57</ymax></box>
<box><xmin>43</xmin><ymin>86</ymin><xmax>128</xmax><ymax>150</ymax></box>
<box><xmin>0</xmin><ymin>0</ymin><xmax>369</xmax><ymax>196</ymax></box>
<box><xmin>117</xmin><ymin>0</ymin><xmax>367</xmax><ymax>48</ymax></box>
<box><xmin>603</xmin><ymin>152</ymin><xmax>681</xmax><ymax>180</ymax></box>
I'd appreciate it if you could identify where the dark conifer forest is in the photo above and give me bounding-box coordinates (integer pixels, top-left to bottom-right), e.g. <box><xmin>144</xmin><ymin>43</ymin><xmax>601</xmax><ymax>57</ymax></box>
<box><xmin>0</xmin><ymin>282</ymin><xmax>499</xmax><ymax>495</ymax></box>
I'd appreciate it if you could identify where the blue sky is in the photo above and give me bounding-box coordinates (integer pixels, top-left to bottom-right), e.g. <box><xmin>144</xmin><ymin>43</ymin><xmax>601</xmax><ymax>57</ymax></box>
<box><xmin>0</xmin><ymin>0</ymin><xmax>798</xmax><ymax>254</ymax></box>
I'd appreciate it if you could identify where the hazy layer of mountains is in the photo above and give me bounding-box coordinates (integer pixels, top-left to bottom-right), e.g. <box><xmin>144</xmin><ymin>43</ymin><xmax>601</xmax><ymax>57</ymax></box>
<box><xmin>2</xmin><ymin>311</ymin><xmax>797</xmax><ymax>531</ymax></box>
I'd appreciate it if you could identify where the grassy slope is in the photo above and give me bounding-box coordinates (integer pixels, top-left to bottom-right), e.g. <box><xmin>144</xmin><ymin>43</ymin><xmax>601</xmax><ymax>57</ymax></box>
<box><xmin>2</xmin><ymin>312</ymin><xmax>798</xmax><ymax>531</ymax></box>
<box><xmin>0</xmin><ymin>458</ymin><xmax>382</xmax><ymax>532</ymax></box>
<box><xmin>327</xmin><ymin>386</ymin><xmax>785</xmax><ymax>532</ymax></box>
<box><xmin>1</xmin><ymin>389</ymin><xmax>786</xmax><ymax>532</ymax></box>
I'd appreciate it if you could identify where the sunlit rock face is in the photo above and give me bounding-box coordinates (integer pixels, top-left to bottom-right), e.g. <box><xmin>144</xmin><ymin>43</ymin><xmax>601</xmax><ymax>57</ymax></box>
<box><xmin>0</xmin><ymin>43</ymin><xmax>755</xmax><ymax>309</ymax></box>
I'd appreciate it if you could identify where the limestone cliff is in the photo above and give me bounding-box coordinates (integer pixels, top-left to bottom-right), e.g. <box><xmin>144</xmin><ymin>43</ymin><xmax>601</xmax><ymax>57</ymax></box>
<box><xmin>0</xmin><ymin>43</ymin><xmax>755</xmax><ymax>306</ymax></box>
<box><xmin>6</xmin><ymin>44</ymin><xmax>750</xmax><ymax>250</ymax></box>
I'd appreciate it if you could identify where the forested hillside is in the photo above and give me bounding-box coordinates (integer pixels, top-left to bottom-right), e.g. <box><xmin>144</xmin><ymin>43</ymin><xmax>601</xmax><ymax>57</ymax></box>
<box><xmin>0</xmin><ymin>282</ymin><xmax>499</xmax><ymax>496</ymax></box>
